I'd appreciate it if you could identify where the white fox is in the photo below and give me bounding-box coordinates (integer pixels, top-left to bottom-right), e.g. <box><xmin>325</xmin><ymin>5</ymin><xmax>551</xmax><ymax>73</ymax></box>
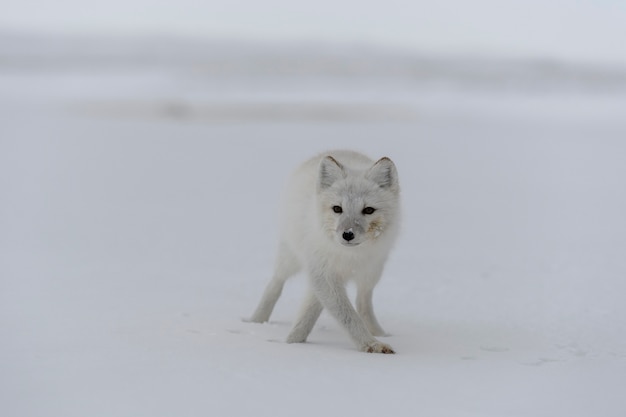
<box><xmin>247</xmin><ymin>150</ymin><xmax>400</xmax><ymax>353</ymax></box>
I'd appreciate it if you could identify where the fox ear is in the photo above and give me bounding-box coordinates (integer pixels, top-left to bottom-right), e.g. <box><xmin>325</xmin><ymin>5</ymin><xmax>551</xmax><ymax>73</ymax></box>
<box><xmin>367</xmin><ymin>157</ymin><xmax>398</xmax><ymax>190</ymax></box>
<box><xmin>319</xmin><ymin>156</ymin><xmax>346</xmax><ymax>189</ymax></box>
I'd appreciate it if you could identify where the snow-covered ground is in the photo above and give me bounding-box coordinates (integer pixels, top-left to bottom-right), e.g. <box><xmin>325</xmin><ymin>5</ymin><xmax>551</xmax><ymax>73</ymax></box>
<box><xmin>1</xmin><ymin>35</ymin><xmax>626</xmax><ymax>417</ymax></box>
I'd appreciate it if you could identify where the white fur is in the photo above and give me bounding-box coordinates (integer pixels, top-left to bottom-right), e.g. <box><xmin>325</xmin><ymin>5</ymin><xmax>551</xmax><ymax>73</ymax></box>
<box><xmin>247</xmin><ymin>150</ymin><xmax>400</xmax><ymax>353</ymax></box>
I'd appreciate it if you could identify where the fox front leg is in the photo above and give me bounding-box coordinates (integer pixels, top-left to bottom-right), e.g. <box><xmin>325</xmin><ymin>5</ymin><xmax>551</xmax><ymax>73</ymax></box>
<box><xmin>310</xmin><ymin>269</ymin><xmax>394</xmax><ymax>354</ymax></box>
<box><xmin>356</xmin><ymin>285</ymin><xmax>388</xmax><ymax>337</ymax></box>
<box><xmin>355</xmin><ymin>264</ymin><xmax>388</xmax><ymax>337</ymax></box>
<box><xmin>286</xmin><ymin>290</ymin><xmax>323</xmax><ymax>343</ymax></box>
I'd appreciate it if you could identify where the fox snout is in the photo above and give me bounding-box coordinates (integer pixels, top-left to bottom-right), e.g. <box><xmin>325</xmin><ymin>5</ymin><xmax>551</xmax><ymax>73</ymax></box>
<box><xmin>338</xmin><ymin>223</ymin><xmax>364</xmax><ymax>246</ymax></box>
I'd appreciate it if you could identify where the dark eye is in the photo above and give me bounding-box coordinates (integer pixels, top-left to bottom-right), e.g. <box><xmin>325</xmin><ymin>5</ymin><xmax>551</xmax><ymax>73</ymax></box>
<box><xmin>362</xmin><ymin>207</ymin><xmax>376</xmax><ymax>215</ymax></box>
<box><xmin>332</xmin><ymin>205</ymin><xmax>343</xmax><ymax>213</ymax></box>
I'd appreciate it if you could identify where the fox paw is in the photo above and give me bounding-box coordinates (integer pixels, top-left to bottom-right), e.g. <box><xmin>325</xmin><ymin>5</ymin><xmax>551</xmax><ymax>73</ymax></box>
<box><xmin>243</xmin><ymin>316</ymin><xmax>266</xmax><ymax>323</ymax></box>
<box><xmin>286</xmin><ymin>336</ymin><xmax>304</xmax><ymax>344</ymax></box>
<box><xmin>362</xmin><ymin>341</ymin><xmax>395</xmax><ymax>354</ymax></box>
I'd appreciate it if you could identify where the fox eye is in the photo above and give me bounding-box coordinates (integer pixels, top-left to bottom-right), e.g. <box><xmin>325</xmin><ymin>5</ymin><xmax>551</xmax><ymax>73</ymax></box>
<box><xmin>362</xmin><ymin>207</ymin><xmax>376</xmax><ymax>215</ymax></box>
<box><xmin>332</xmin><ymin>205</ymin><xmax>343</xmax><ymax>213</ymax></box>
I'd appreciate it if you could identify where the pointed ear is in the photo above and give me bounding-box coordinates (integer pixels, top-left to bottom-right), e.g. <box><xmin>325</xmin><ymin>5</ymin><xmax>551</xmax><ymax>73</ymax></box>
<box><xmin>366</xmin><ymin>157</ymin><xmax>398</xmax><ymax>190</ymax></box>
<box><xmin>318</xmin><ymin>156</ymin><xmax>346</xmax><ymax>189</ymax></box>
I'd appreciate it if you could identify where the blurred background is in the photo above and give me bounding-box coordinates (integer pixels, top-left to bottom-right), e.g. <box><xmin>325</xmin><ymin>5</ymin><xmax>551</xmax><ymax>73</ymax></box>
<box><xmin>2</xmin><ymin>0</ymin><xmax>626</xmax><ymax>62</ymax></box>
<box><xmin>2</xmin><ymin>0</ymin><xmax>626</xmax><ymax>115</ymax></box>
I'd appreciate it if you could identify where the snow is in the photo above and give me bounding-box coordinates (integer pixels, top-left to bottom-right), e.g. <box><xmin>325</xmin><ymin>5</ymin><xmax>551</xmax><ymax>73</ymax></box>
<box><xmin>1</xmin><ymin>35</ymin><xmax>626</xmax><ymax>417</ymax></box>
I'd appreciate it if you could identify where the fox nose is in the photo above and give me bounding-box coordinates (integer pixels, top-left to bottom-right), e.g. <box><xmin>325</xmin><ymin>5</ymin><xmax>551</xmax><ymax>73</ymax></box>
<box><xmin>342</xmin><ymin>230</ymin><xmax>355</xmax><ymax>241</ymax></box>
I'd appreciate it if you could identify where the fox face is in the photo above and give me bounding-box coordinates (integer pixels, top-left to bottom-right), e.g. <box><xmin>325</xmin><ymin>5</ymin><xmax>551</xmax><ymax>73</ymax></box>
<box><xmin>317</xmin><ymin>155</ymin><xmax>399</xmax><ymax>247</ymax></box>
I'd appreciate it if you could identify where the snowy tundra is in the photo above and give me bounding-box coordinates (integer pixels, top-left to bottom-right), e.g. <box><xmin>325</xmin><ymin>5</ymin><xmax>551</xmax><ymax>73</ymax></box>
<box><xmin>248</xmin><ymin>151</ymin><xmax>400</xmax><ymax>353</ymax></box>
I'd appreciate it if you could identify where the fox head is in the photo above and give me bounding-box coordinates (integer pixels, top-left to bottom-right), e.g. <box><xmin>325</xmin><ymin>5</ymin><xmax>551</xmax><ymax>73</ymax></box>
<box><xmin>317</xmin><ymin>155</ymin><xmax>400</xmax><ymax>247</ymax></box>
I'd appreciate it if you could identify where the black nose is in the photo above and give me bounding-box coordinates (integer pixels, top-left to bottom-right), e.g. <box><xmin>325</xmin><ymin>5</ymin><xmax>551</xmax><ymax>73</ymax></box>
<box><xmin>342</xmin><ymin>231</ymin><xmax>355</xmax><ymax>241</ymax></box>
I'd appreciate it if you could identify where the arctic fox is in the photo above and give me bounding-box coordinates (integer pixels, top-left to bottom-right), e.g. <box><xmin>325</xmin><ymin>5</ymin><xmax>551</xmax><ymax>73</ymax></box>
<box><xmin>248</xmin><ymin>150</ymin><xmax>400</xmax><ymax>353</ymax></box>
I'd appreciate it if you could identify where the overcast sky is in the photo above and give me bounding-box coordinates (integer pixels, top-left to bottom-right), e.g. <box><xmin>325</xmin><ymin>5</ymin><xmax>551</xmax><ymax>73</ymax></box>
<box><xmin>2</xmin><ymin>0</ymin><xmax>625</xmax><ymax>64</ymax></box>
